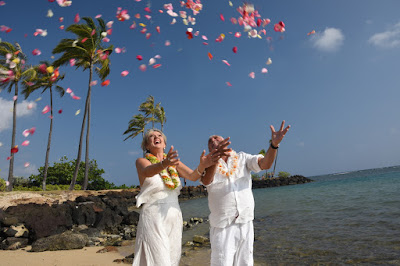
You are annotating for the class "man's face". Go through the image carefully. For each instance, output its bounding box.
[208,135,224,152]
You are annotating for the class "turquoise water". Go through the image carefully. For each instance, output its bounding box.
[180,166,400,265]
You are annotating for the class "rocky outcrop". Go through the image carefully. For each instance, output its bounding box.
[0,190,140,251]
[31,231,89,252]
[252,175,313,189]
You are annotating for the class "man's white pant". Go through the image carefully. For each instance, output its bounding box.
[210,221,254,266]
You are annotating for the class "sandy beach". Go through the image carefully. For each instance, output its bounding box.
[0,245,212,266]
[0,246,125,266]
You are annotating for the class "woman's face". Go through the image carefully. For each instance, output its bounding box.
[146,131,166,152]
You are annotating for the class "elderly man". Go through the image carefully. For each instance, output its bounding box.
[201,121,290,266]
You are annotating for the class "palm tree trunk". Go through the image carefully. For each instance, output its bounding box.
[7,83,18,191]
[42,87,53,191]
[69,68,91,190]
[82,64,93,190]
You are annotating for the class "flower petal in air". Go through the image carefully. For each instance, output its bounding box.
[261,68,268,73]
[101,80,110,86]
[24,162,30,168]
[42,105,50,114]
[232,46,237,53]
[220,14,225,21]
[136,55,143,61]
[149,58,155,65]
[139,64,147,71]
[32,49,41,56]
[249,72,255,79]
[165,40,171,46]
[121,70,129,77]
[72,95,80,100]
[226,82,232,87]
[266,58,272,65]
[69,59,76,66]
[208,52,213,60]
[234,32,241,38]
[58,109,62,114]
[75,109,80,116]
[74,13,80,23]
[66,88,72,93]
[153,64,161,69]
[21,140,30,146]
[11,145,19,154]
[222,60,230,66]
[90,80,98,86]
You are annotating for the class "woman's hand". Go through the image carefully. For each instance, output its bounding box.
[163,146,180,167]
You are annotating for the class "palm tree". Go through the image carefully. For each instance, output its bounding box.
[0,42,35,191]
[52,17,113,190]
[22,61,65,191]
[139,95,157,128]
[155,105,166,131]
[123,114,147,141]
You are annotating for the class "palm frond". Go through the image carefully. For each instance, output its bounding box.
[55,85,66,97]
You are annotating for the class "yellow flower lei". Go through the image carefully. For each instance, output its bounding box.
[145,153,180,190]
[217,151,239,177]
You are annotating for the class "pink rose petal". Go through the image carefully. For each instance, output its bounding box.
[24,162,30,168]
[249,72,255,79]
[90,80,98,86]
[66,88,72,93]
[42,105,50,114]
[261,68,268,73]
[222,60,231,66]
[32,49,41,56]
[165,40,171,46]
[226,82,232,87]
[74,13,80,23]
[139,64,147,71]
[121,71,129,77]
[21,140,30,146]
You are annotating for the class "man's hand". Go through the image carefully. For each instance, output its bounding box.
[270,120,290,147]
[216,137,232,157]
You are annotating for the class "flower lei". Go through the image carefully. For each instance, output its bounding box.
[145,153,180,190]
[217,151,239,177]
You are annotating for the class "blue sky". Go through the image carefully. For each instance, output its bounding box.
[1,0,399,186]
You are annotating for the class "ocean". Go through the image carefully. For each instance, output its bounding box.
[179,166,400,265]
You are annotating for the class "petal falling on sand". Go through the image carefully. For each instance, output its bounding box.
[249,72,255,79]
[42,105,50,114]
[101,80,110,86]
[121,71,129,77]
[75,109,81,116]
[21,140,30,146]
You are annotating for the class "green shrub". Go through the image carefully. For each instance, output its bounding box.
[278,171,291,178]
[0,178,6,192]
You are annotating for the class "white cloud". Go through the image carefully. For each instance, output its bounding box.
[311,27,345,52]
[0,97,37,132]
[368,22,400,48]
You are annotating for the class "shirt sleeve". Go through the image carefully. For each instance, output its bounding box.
[244,153,264,173]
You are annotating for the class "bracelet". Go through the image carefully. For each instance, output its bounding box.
[196,167,206,176]
[270,142,279,149]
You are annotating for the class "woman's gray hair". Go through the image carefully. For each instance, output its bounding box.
[141,129,167,152]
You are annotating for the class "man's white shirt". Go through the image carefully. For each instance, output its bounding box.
[202,151,263,228]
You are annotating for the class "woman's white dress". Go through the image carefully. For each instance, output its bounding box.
[132,174,183,266]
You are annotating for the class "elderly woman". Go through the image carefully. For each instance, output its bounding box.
[132,129,229,266]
